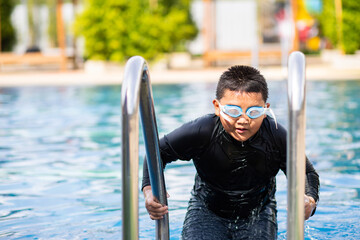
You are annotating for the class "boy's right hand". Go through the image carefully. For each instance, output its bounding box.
[143,186,169,220]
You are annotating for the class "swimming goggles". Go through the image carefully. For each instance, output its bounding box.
[218,102,278,128]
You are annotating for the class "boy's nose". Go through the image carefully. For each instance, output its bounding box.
[237,115,250,124]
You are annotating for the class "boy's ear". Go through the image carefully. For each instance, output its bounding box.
[213,99,221,116]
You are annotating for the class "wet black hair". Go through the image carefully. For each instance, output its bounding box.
[215,65,268,102]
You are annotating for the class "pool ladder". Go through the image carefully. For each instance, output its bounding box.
[287,51,307,240]
[121,52,307,239]
[121,56,169,240]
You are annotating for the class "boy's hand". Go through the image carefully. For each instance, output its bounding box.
[304,194,316,220]
[143,186,169,220]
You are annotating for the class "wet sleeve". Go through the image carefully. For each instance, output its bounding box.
[274,121,320,204]
[305,158,320,203]
[305,158,320,216]
[141,115,214,190]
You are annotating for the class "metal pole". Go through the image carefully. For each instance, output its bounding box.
[121,58,141,240]
[287,51,306,240]
[138,67,169,240]
[121,56,169,240]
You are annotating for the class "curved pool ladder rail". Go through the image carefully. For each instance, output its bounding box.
[287,51,306,239]
[121,56,169,240]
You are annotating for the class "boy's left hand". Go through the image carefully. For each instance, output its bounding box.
[304,194,316,220]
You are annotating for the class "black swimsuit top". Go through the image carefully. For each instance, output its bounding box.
[142,114,319,218]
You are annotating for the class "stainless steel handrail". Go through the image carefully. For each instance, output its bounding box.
[287,51,306,239]
[121,56,170,240]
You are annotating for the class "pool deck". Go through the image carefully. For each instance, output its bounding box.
[0,56,359,87]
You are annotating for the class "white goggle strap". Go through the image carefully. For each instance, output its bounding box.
[265,108,278,129]
[220,109,234,122]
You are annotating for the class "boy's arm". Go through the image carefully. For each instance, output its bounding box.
[304,157,320,218]
[142,115,215,190]
[305,157,320,203]
[275,122,320,219]
[141,158,151,190]
[141,115,215,219]
[142,161,168,220]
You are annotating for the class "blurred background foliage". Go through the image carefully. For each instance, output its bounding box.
[0,0,16,52]
[319,0,360,54]
[1,0,359,57]
[74,0,198,62]
[341,0,360,54]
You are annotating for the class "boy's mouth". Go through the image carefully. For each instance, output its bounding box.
[236,127,248,133]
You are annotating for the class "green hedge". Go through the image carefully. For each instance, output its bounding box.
[74,0,198,62]
[0,0,16,52]
[319,0,360,54]
[342,1,360,54]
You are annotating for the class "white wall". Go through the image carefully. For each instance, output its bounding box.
[188,0,257,54]
[10,3,76,55]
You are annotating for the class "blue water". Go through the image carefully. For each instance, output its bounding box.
[0,80,360,239]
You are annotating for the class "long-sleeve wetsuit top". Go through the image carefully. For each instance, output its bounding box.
[142,114,320,219]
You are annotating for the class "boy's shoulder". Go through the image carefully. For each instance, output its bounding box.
[163,114,217,149]
[169,114,217,137]
[185,113,219,135]
[188,113,218,133]
[193,113,218,124]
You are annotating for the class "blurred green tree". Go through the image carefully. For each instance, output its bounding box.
[319,0,360,54]
[341,1,360,54]
[74,0,198,62]
[0,0,16,52]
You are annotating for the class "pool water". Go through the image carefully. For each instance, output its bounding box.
[0,80,360,239]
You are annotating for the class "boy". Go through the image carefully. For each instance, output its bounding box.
[142,65,319,239]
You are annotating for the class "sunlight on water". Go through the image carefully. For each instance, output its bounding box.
[0,81,360,239]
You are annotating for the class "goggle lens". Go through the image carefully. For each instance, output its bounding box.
[246,107,265,119]
[223,105,242,117]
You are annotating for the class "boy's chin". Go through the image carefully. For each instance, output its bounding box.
[231,132,251,142]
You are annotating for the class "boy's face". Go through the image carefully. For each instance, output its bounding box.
[213,89,268,142]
